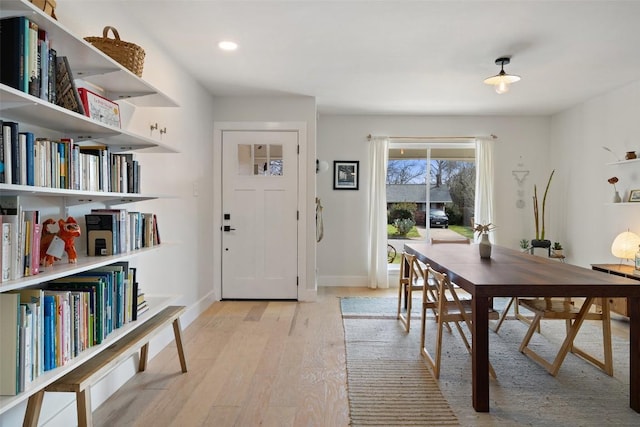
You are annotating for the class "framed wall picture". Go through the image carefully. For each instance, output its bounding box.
[333,160,359,190]
[628,189,640,202]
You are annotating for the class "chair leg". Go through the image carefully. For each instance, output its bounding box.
[433,316,444,379]
[519,312,543,353]
[397,282,403,319]
[571,299,614,376]
[548,297,595,376]
[405,288,412,331]
[493,297,515,332]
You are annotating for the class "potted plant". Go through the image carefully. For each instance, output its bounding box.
[532,170,555,249]
[519,239,530,252]
[552,241,564,257]
[474,223,495,259]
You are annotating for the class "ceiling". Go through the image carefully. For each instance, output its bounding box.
[67,1,640,116]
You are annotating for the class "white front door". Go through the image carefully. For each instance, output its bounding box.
[221,130,299,299]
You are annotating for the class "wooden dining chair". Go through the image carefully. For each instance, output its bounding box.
[419,264,498,379]
[397,252,423,332]
[517,297,613,376]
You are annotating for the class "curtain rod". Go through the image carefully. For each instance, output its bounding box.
[366,134,497,141]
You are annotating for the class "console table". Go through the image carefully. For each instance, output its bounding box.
[591,264,640,317]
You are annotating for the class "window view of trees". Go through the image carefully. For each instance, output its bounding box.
[386,158,475,227]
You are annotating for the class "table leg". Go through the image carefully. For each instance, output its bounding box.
[472,295,490,412]
[630,296,640,412]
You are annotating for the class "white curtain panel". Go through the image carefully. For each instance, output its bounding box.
[368,136,389,288]
[474,138,495,242]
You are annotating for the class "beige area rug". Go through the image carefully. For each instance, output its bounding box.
[342,297,640,427]
[343,312,460,426]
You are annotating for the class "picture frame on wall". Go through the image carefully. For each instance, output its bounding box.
[333,160,359,190]
[628,189,640,202]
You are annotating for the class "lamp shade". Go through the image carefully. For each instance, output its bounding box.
[483,57,521,94]
[611,231,640,260]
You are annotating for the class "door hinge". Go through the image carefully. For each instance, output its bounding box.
[297,145,300,154]
[297,210,299,220]
[297,276,299,287]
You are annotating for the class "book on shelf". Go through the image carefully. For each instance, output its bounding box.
[92,262,132,328]
[48,276,103,346]
[2,121,12,184]
[48,47,57,104]
[42,294,55,371]
[141,213,161,247]
[0,293,20,395]
[43,290,71,367]
[77,87,121,128]
[1,221,11,282]
[0,197,41,280]
[91,208,129,254]
[19,131,35,186]
[85,212,117,256]
[55,56,84,115]
[27,19,40,98]
[12,289,45,378]
[0,196,25,281]
[0,119,5,183]
[79,144,111,192]
[38,28,49,102]
[19,302,34,391]
[3,121,20,185]
[0,17,27,93]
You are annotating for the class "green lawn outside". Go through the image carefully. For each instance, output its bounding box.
[450,225,474,239]
[386,225,474,264]
[387,224,420,239]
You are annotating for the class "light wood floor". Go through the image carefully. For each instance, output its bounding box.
[94,287,392,427]
[94,287,631,427]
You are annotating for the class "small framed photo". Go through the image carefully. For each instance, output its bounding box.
[629,189,640,202]
[333,160,359,190]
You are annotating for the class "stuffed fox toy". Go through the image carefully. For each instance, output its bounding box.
[40,217,81,267]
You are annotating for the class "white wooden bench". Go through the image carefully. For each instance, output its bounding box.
[23,305,188,427]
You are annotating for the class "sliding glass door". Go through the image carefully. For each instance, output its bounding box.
[386,142,475,263]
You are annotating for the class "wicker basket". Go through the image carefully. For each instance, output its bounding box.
[84,26,145,77]
[31,0,57,20]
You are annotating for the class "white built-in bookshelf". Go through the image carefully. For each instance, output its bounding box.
[0,0,179,417]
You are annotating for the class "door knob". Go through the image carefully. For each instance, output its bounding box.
[223,225,236,232]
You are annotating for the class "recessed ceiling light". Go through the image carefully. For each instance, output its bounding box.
[218,41,238,51]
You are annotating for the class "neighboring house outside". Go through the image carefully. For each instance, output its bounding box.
[386,184,453,225]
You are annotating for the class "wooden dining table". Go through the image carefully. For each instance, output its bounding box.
[404,242,640,413]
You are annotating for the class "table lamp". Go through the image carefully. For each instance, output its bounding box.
[611,231,640,264]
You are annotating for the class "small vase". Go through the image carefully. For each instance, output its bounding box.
[479,233,492,259]
[613,191,622,203]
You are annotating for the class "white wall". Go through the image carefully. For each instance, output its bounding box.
[0,3,217,426]
[316,115,551,286]
[210,96,318,300]
[549,80,640,267]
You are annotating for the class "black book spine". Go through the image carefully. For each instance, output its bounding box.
[4,121,20,184]
[0,119,4,183]
[0,17,26,91]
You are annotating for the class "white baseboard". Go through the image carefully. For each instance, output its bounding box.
[318,275,369,287]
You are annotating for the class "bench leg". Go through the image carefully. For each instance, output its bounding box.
[139,343,149,372]
[77,388,92,427]
[173,318,188,373]
[23,390,45,427]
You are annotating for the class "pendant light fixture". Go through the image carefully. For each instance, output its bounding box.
[484,57,520,94]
